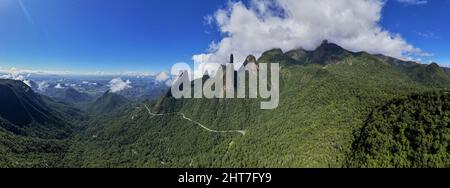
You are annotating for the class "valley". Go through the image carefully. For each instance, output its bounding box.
[1,42,449,168]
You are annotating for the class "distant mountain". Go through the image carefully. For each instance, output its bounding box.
[3,42,450,168]
[375,55,450,87]
[65,42,450,168]
[59,87,93,104]
[88,91,131,115]
[42,87,94,106]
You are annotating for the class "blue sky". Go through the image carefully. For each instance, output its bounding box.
[381,0,450,65]
[0,0,449,75]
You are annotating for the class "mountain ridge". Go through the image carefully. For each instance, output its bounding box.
[62,42,450,167]
[0,79,81,139]
[87,90,131,115]
[2,42,450,168]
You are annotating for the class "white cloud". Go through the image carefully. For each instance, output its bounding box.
[164,79,173,87]
[417,31,438,39]
[0,66,153,77]
[204,15,214,25]
[0,68,32,87]
[396,0,428,5]
[109,78,132,93]
[22,80,32,87]
[38,81,49,91]
[81,81,97,86]
[155,72,176,86]
[0,66,72,75]
[54,83,65,89]
[155,72,171,82]
[193,0,427,69]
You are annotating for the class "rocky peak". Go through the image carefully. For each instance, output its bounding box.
[243,55,259,68]
[426,62,441,73]
[310,40,350,65]
[316,40,345,52]
[285,48,308,61]
[261,48,284,57]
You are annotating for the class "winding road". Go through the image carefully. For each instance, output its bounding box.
[143,104,246,136]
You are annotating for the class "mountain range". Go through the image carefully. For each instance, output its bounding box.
[1,42,449,168]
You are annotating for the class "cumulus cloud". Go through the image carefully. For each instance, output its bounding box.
[22,79,32,87]
[193,0,426,69]
[38,81,49,91]
[155,72,171,82]
[109,78,132,93]
[164,79,173,87]
[155,72,174,86]
[396,0,428,5]
[54,83,65,89]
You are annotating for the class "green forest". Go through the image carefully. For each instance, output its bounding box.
[348,91,449,168]
[1,42,450,168]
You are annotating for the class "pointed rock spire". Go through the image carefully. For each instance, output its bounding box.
[243,55,257,66]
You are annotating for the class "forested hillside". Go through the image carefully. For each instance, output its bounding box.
[348,91,450,168]
[0,79,86,167]
[60,42,450,168]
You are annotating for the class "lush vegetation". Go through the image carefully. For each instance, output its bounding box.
[347,91,450,168]
[0,126,68,168]
[1,42,450,168]
[60,43,450,168]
